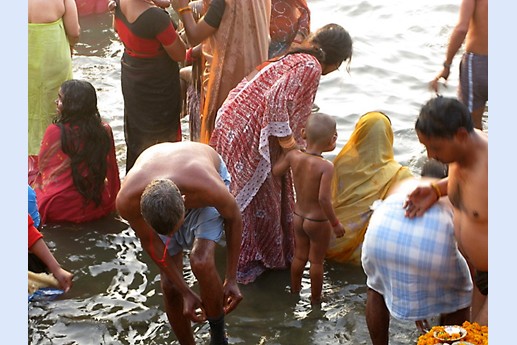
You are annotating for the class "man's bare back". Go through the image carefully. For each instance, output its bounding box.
[465,0,488,55]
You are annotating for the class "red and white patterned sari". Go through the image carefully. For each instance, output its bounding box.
[210,53,321,283]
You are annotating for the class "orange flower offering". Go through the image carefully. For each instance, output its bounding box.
[417,321,488,345]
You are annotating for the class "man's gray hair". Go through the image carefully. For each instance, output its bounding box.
[140,179,185,235]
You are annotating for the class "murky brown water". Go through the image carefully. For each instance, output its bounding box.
[28,1,488,344]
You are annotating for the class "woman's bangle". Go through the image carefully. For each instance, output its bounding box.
[278,135,297,150]
[431,182,442,200]
[331,219,340,227]
[178,6,192,15]
[443,61,452,69]
[185,47,194,64]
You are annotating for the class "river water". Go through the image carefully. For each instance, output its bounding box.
[28,1,489,344]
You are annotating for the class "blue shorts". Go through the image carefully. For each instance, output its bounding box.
[459,52,488,112]
[159,157,231,256]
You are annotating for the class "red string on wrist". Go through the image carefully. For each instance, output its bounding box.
[331,219,340,227]
[150,235,171,268]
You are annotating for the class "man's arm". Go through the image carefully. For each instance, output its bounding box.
[213,191,243,314]
[430,0,474,92]
[444,0,475,66]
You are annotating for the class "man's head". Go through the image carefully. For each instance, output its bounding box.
[303,113,338,151]
[415,97,474,164]
[140,179,185,236]
[416,96,474,138]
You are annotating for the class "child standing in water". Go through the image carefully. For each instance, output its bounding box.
[273,113,345,303]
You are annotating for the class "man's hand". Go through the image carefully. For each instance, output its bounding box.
[403,185,437,218]
[182,289,207,322]
[222,279,243,315]
[429,67,451,95]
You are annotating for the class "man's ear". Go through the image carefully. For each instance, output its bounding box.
[455,127,469,143]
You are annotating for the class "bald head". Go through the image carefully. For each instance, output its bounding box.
[305,113,337,146]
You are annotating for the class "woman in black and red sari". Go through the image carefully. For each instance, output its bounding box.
[114,0,186,173]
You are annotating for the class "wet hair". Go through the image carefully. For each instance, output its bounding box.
[286,23,353,72]
[305,113,336,146]
[54,79,111,206]
[415,96,474,139]
[420,159,448,179]
[140,179,185,236]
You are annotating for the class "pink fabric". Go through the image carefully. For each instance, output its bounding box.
[31,123,120,225]
[210,53,321,283]
[75,0,109,16]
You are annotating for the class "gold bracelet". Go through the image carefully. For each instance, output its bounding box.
[178,6,192,15]
[431,182,441,199]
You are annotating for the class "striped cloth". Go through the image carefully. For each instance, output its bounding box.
[361,193,472,321]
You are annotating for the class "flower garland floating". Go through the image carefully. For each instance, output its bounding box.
[417,321,488,345]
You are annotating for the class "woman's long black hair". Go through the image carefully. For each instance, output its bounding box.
[54,79,111,206]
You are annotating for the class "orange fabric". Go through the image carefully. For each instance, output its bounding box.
[199,0,270,143]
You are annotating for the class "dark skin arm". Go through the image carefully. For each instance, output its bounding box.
[171,0,218,46]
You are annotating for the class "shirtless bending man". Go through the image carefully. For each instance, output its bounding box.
[404,97,488,325]
[116,141,243,345]
[430,0,488,130]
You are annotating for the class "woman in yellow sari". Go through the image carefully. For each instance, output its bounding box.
[327,112,413,263]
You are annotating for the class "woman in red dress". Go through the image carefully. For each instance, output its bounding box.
[210,24,353,284]
[31,80,120,225]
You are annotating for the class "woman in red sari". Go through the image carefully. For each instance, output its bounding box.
[210,24,353,284]
[31,80,120,225]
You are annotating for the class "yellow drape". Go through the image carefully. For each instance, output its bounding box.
[326,112,414,263]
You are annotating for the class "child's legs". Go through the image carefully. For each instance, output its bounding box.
[306,222,332,303]
[291,215,309,294]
